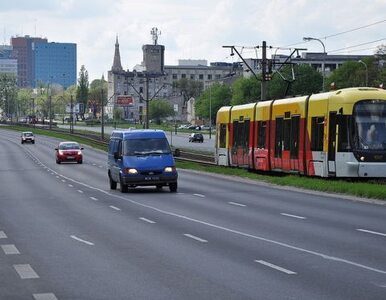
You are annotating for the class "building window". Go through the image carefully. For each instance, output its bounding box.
[208,74,212,80]
[172,74,177,80]
[190,74,195,80]
[215,74,221,79]
[181,74,186,78]
[199,74,204,80]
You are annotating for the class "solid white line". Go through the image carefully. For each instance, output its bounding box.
[0,231,7,239]
[280,213,306,220]
[139,217,156,224]
[255,260,297,275]
[193,193,205,198]
[357,228,386,237]
[229,201,246,207]
[90,197,98,201]
[1,244,20,255]
[184,234,208,243]
[77,190,83,194]
[23,150,386,275]
[33,293,58,300]
[14,264,39,279]
[110,205,121,211]
[70,235,94,246]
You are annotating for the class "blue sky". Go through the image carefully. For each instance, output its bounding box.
[2,0,386,81]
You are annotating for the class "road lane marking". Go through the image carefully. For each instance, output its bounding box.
[61,179,66,183]
[184,234,208,243]
[14,264,39,279]
[27,154,386,275]
[77,190,83,194]
[90,197,98,201]
[280,213,306,220]
[255,260,297,275]
[139,217,156,224]
[229,201,246,207]
[357,228,386,237]
[68,184,73,187]
[0,231,7,239]
[193,193,205,198]
[70,235,94,246]
[33,293,58,300]
[110,205,121,211]
[1,244,20,255]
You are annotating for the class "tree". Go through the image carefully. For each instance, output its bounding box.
[16,88,33,118]
[0,74,17,119]
[88,78,107,118]
[149,99,174,124]
[326,61,367,89]
[195,83,232,123]
[231,76,261,105]
[173,78,203,104]
[76,65,89,119]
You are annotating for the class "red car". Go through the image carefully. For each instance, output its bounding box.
[55,142,83,164]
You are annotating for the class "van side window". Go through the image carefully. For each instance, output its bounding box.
[117,140,122,156]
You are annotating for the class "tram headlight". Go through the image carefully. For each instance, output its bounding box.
[360,156,365,161]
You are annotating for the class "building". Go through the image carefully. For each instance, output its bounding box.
[34,42,77,88]
[107,30,242,123]
[11,36,47,87]
[0,45,17,76]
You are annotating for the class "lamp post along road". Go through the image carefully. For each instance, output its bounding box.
[358,60,368,86]
[303,37,326,92]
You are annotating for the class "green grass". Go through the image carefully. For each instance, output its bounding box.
[2,124,386,201]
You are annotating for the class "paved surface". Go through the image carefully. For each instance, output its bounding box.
[1,128,386,299]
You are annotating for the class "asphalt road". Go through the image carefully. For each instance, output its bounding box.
[1,128,386,299]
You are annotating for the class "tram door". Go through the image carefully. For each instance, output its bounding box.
[328,112,337,174]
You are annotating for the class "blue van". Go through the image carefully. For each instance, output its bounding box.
[108,129,178,193]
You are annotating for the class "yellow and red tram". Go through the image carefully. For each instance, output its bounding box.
[215,87,386,177]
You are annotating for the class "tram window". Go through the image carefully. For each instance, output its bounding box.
[219,124,227,148]
[275,117,283,158]
[244,120,250,148]
[291,116,300,158]
[283,119,291,150]
[338,115,352,152]
[257,121,266,148]
[233,121,239,147]
[311,116,324,151]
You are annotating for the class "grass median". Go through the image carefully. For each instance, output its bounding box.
[2,124,386,201]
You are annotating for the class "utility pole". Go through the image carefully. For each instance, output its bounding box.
[145,76,150,129]
[70,95,74,134]
[101,88,105,140]
[261,41,267,101]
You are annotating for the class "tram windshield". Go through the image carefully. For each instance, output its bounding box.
[354,101,386,150]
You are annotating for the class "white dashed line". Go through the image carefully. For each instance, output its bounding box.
[184,234,208,243]
[139,217,156,224]
[33,293,58,300]
[110,205,121,211]
[92,163,96,166]
[229,201,246,207]
[77,190,83,194]
[70,235,94,246]
[255,260,297,275]
[280,213,306,220]
[68,184,73,187]
[1,244,20,255]
[193,193,205,198]
[55,176,60,179]
[90,197,98,201]
[0,231,7,239]
[14,264,39,279]
[61,179,66,183]
[357,228,386,237]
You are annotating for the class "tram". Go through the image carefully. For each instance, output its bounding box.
[215,87,386,177]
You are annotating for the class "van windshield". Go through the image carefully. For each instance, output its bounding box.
[123,138,171,156]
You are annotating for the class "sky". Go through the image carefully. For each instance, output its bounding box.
[2,0,386,81]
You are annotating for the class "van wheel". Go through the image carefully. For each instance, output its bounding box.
[109,174,117,190]
[120,176,128,193]
[169,182,177,193]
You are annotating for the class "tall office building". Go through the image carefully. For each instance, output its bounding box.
[0,45,17,76]
[11,36,47,87]
[34,42,77,88]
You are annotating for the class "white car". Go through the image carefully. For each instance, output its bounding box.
[21,131,35,144]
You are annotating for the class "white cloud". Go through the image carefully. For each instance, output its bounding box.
[1,0,386,81]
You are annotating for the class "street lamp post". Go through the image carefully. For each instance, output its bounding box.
[303,37,326,92]
[209,84,212,140]
[358,60,368,86]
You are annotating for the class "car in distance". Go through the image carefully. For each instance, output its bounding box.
[21,131,35,144]
[55,141,83,164]
[189,133,204,143]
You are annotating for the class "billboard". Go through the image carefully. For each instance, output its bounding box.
[65,103,84,113]
[116,96,134,106]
